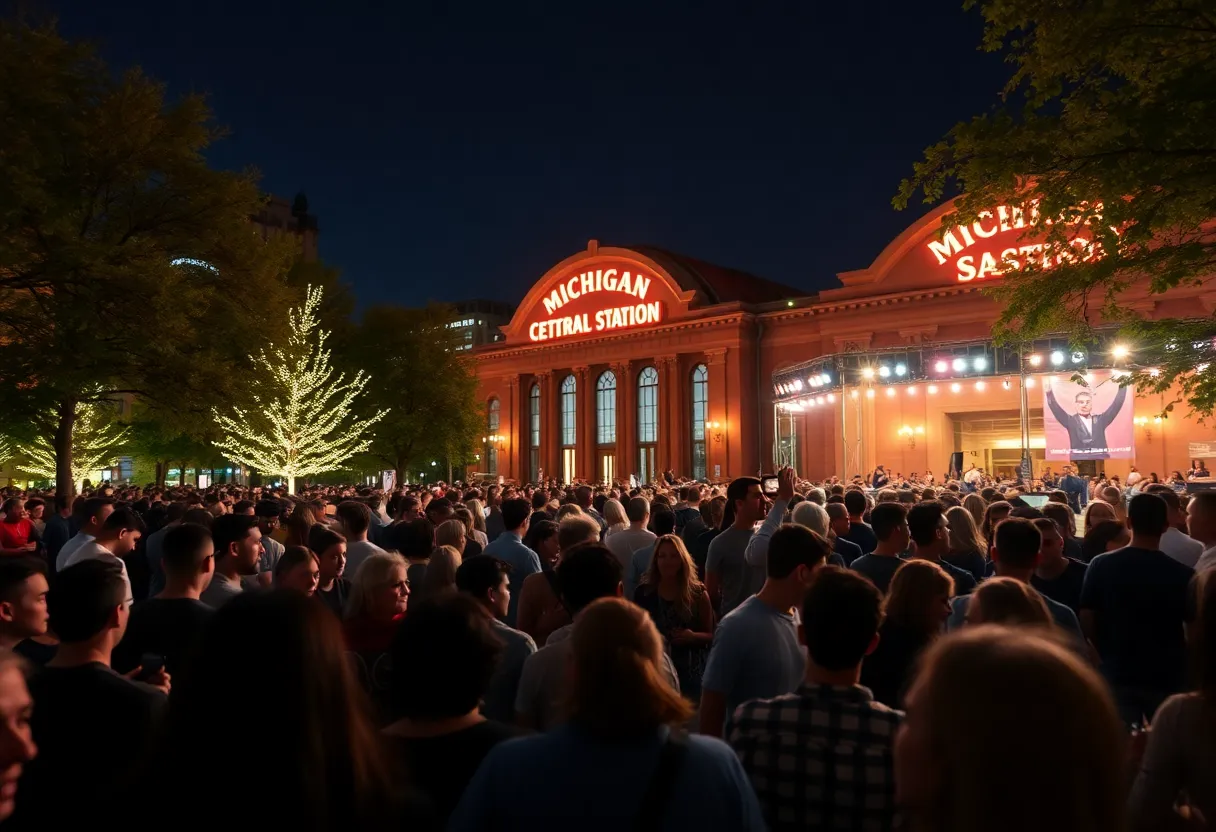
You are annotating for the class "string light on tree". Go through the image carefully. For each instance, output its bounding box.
[16,391,130,490]
[212,286,388,493]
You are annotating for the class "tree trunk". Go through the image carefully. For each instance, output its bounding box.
[180,460,188,487]
[393,466,404,489]
[54,398,76,499]
[155,460,165,488]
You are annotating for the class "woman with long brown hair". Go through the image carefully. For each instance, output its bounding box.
[860,560,954,708]
[143,590,430,830]
[450,598,765,830]
[1128,573,1216,826]
[962,492,986,532]
[634,534,715,698]
[284,502,318,548]
[895,625,1125,832]
[963,577,1052,628]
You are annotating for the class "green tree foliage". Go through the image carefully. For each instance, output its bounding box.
[212,286,386,494]
[352,304,482,484]
[14,391,130,489]
[0,20,295,496]
[896,0,1216,413]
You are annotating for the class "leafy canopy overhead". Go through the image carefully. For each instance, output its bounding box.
[896,0,1216,414]
[15,391,131,486]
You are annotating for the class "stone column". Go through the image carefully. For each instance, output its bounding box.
[536,371,553,482]
[612,361,631,486]
[505,375,521,481]
[574,366,593,482]
[656,355,678,476]
[705,349,729,481]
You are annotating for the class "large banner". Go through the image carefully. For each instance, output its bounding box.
[1043,373,1133,460]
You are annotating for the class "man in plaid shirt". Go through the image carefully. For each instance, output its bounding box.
[728,567,902,831]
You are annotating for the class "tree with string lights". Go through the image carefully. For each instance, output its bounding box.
[15,394,131,489]
[212,286,387,493]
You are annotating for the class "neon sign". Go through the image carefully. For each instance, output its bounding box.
[926,204,1102,282]
[525,265,668,343]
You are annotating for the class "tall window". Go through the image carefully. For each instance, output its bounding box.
[596,371,617,445]
[637,366,659,486]
[486,398,501,476]
[691,364,708,480]
[637,367,658,443]
[560,375,577,483]
[529,384,540,483]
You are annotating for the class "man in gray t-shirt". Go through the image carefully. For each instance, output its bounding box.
[706,477,769,618]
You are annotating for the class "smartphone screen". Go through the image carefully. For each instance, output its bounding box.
[762,477,779,495]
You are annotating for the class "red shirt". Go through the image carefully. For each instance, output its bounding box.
[0,519,34,551]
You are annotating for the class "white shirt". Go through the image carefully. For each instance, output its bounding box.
[1159,527,1203,569]
[1126,471,1143,486]
[1196,545,1216,575]
[1077,414,1094,437]
[61,541,133,599]
[55,532,95,572]
[964,468,982,485]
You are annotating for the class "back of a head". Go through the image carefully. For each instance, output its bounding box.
[1082,520,1129,559]
[422,545,462,595]
[806,487,826,505]
[455,555,510,598]
[650,507,675,536]
[557,515,601,551]
[567,597,691,738]
[1143,483,1181,513]
[81,497,114,523]
[801,567,881,671]
[183,507,214,529]
[103,507,146,535]
[434,519,466,550]
[825,502,848,523]
[501,498,531,531]
[767,524,831,579]
[50,560,128,643]
[391,593,502,720]
[1041,502,1073,535]
[336,501,371,536]
[555,544,622,614]
[165,502,188,523]
[158,589,392,823]
[1127,492,1169,537]
[843,490,867,516]
[885,560,953,633]
[791,501,829,537]
[625,496,650,524]
[993,517,1042,570]
[391,518,435,558]
[905,501,945,547]
[869,502,908,543]
[969,577,1052,627]
[908,626,1124,832]
[162,523,215,579]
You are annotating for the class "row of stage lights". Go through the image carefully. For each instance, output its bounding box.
[777,345,1143,400]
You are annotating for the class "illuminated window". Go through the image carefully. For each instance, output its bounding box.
[529,384,540,482]
[560,375,576,447]
[596,371,617,445]
[637,367,658,443]
[486,398,501,475]
[691,364,708,480]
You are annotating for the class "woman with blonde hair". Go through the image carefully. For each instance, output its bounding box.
[343,551,411,719]
[895,625,1125,832]
[463,498,489,546]
[861,560,954,708]
[418,544,461,599]
[962,492,987,533]
[435,518,473,558]
[944,505,988,584]
[634,534,715,698]
[601,498,628,536]
[554,503,584,523]
[451,507,483,556]
[450,597,765,830]
[1099,486,1126,521]
[964,577,1052,628]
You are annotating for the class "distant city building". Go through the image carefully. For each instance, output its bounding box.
[252,192,319,262]
[447,299,512,352]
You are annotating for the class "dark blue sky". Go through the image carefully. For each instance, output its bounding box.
[52,0,1007,307]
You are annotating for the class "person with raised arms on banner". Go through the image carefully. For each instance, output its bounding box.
[1046,382,1128,460]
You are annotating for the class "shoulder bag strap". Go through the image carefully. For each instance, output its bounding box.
[635,731,689,832]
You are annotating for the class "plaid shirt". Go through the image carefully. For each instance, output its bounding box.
[728,683,902,832]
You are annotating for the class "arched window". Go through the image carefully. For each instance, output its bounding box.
[691,365,708,480]
[486,398,501,476]
[528,384,541,483]
[560,375,577,483]
[596,371,617,445]
[637,367,659,484]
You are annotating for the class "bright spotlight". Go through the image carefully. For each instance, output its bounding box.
[1050,351,1065,366]
[895,363,907,376]
[878,365,891,378]
[861,367,875,380]
[821,372,831,384]
[952,358,966,372]
[975,381,986,391]
[1028,354,1042,367]
[927,385,938,394]
[950,383,961,393]
[1112,344,1130,360]
[934,360,948,373]
[1071,351,1085,364]
[973,356,987,371]
[886,388,895,398]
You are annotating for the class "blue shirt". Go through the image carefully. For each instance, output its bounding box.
[701,596,805,725]
[481,531,542,627]
[449,724,766,832]
[627,543,656,601]
[850,554,906,595]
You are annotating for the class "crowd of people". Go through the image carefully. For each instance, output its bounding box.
[0,464,1210,830]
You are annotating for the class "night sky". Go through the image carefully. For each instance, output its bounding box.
[51,0,1008,309]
